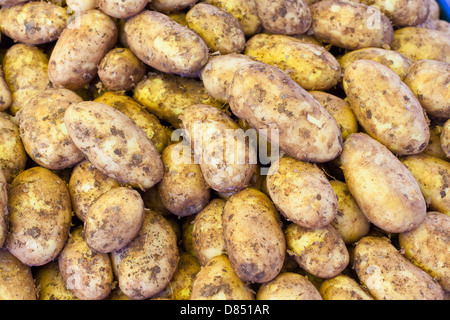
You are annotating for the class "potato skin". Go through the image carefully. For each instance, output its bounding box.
[340,133,426,233]
[343,60,429,156]
[399,211,450,291]
[353,236,444,300]
[424,124,447,160]
[310,1,393,50]
[257,272,323,300]
[64,101,164,191]
[35,261,79,300]
[6,167,72,267]
[0,171,6,248]
[150,0,198,13]
[228,62,343,163]
[360,0,429,27]
[0,71,12,112]
[97,0,149,19]
[222,188,285,283]
[48,10,118,90]
[319,275,373,300]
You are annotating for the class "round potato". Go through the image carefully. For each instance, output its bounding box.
[35,261,79,300]
[0,171,7,248]
[97,0,149,18]
[360,0,429,27]
[150,0,198,13]
[319,275,373,300]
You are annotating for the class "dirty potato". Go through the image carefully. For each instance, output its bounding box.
[424,124,447,160]
[319,275,373,300]
[97,0,149,19]
[150,0,198,13]
[0,171,6,248]
[0,71,11,112]
[35,261,79,300]
[441,119,450,158]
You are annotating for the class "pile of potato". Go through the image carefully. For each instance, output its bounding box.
[0,0,449,301]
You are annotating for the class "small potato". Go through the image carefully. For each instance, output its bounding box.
[319,275,373,300]
[245,34,341,91]
[266,157,338,229]
[399,212,450,291]
[0,171,7,248]
[6,167,72,267]
[84,187,145,253]
[98,48,146,92]
[343,60,429,156]
[150,0,198,13]
[0,248,36,300]
[340,133,427,233]
[35,261,79,300]
[157,143,210,216]
[360,0,429,27]
[423,124,447,160]
[58,226,114,300]
[190,254,255,300]
[0,71,11,111]
[353,236,444,300]
[255,0,311,35]
[257,272,323,300]
[222,188,285,283]
[285,223,349,279]
[97,0,149,19]
[64,101,164,191]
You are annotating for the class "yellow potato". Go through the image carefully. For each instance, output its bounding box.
[150,0,198,13]
[97,0,149,18]
[35,261,79,300]
[423,124,447,160]
[319,275,373,300]
[257,272,323,300]
[0,70,11,112]
[441,119,450,158]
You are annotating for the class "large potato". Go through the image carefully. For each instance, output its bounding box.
[340,133,426,233]
[97,0,149,18]
[6,167,72,266]
[64,101,164,191]
[353,236,444,300]
[319,275,373,300]
[228,62,343,163]
[343,60,429,156]
[0,171,7,248]
[35,261,79,300]
[360,0,429,27]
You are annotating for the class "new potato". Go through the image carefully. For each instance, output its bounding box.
[319,275,373,300]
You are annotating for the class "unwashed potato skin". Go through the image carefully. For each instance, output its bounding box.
[18,89,85,170]
[403,59,450,121]
[0,2,69,45]
[228,62,343,163]
[111,209,179,300]
[256,272,323,300]
[0,0,28,5]
[64,101,164,191]
[190,254,255,300]
[6,167,72,267]
[222,188,285,283]
[48,10,118,90]
[319,275,373,300]
[399,211,450,291]
[124,10,209,77]
[340,133,427,233]
[67,0,96,13]
[35,261,79,300]
[0,171,6,248]
[360,0,429,27]
[0,71,11,111]
[255,0,311,35]
[310,1,393,50]
[245,34,341,91]
[150,0,198,13]
[58,226,114,300]
[343,60,429,156]
[186,3,246,55]
[434,20,450,36]
[424,124,447,160]
[97,0,149,19]
[158,143,210,216]
[285,223,349,279]
[441,119,450,158]
[0,248,36,300]
[353,236,444,300]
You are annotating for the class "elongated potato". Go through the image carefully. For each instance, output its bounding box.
[353,236,444,300]
[340,133,426,233]
[319,275,373,300]
[360,0,429,27]
[64,101,164,191]
[97,0,149,18]
[343,60,429,156]
[228,62,343,163]
[35,261,79,300]
[48,10,118,90]
[257,272,323,300]
[0,171,7,248]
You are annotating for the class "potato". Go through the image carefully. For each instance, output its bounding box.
[310,1,393,50]
[391,27,450,64]
[343,60,429,156]
[360,0,429,27]
[255,0,311,35]
[58,226,114,300]
[94,92,168,153]
[0,248,36,300]
[98,48,146,92]
[157,143,210,216]
[180,104,256,193]
[181,215,196,257]
[35,261,79,300]
[0,70,11,112]
[285,223,349,279]
[167,12,187,26]
[142,185,171,216]
[111,209,179,300]
[64,101,164,190]
[435,19,450,34]
[150,0,198,13]
[222,188,285,283]
[329,180,371,244]
[403,59,450,121]
[190,254,255,300]
[66,0,96,13]
[108,288,131,300]
[6,167,72,266]
[124,10,209,77]
[256,272,323,300]
[0,113,27,183]
[203,0,261,37]
[133,72,223,128]
[0,0,28,5]
[0,171,7,248]
[192,198,227,265]
[399,211,450,291]
[48,10,118,90]
[228,62,343,163]
[97,0,149,19]
[319,275,373,300]
[424,124,447,160]
[245,34,341,91]
[353,236,444,300]
[341,133,427,233]
[0,2,69,45]
[441,119,450,158]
